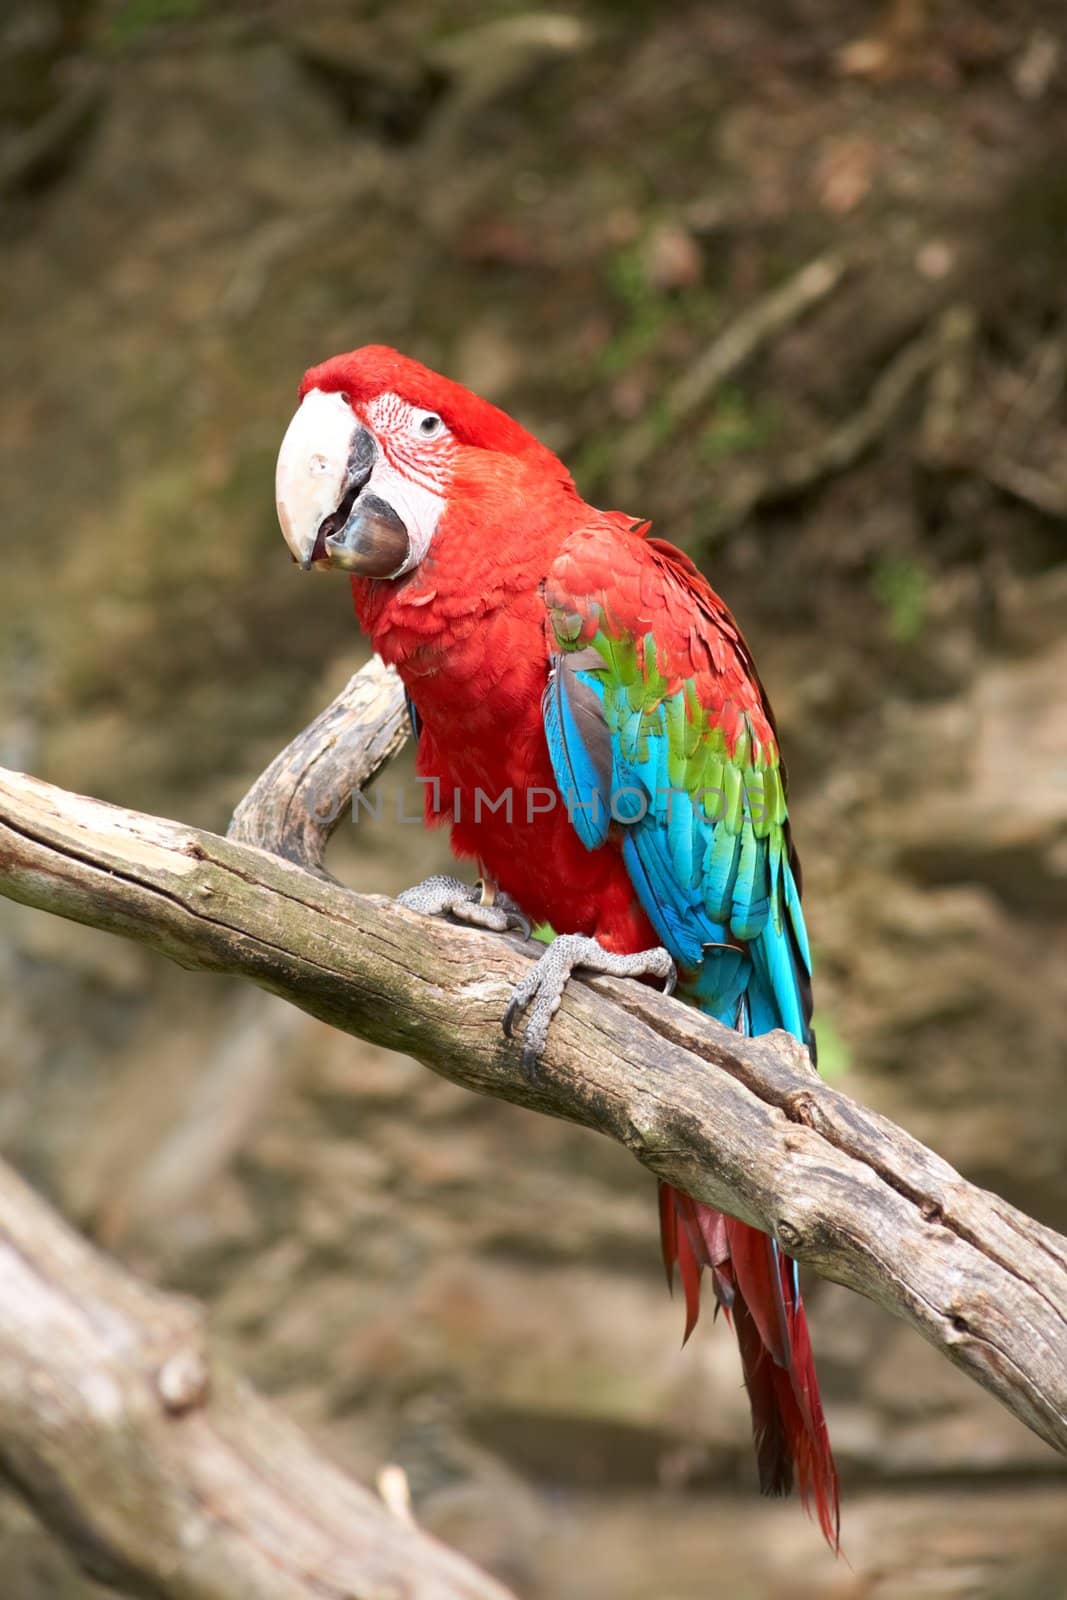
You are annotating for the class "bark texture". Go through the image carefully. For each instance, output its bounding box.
[0,1157,516,1599]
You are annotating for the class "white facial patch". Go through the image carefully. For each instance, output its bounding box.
[364,391,453,572]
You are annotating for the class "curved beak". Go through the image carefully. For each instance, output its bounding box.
[275,388,412,578]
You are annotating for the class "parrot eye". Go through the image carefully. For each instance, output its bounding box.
[415,410,444,439]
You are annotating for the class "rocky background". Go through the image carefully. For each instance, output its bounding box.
[1,2,1066,1595]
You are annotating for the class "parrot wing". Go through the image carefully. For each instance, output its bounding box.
[542,517,812,1045]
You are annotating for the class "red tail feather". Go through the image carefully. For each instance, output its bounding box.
[659,1183,840,1552]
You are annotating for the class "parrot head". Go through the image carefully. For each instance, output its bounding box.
[275,345,569,580]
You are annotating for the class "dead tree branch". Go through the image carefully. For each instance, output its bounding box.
[694,327,940,542]
[0,1156,516,1600]
[1,656,1066,1480]
[228,655,408,871]
[615,251,851,484]
[918,311,1067,519]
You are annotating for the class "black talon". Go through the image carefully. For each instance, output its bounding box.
[502,996,523,1039]
[520,1043,542,1083]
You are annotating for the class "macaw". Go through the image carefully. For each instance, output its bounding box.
[275,346,840,1547]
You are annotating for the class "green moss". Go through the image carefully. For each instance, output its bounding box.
[594,243,670,378]
[103,0,208,49]
[699,385,780,461]
[812,1011,851,1081]
[872,555,928,644]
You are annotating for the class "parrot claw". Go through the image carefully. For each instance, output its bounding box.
[503,934,677,1081]
[396,875,531,939]
[453,895,531,941]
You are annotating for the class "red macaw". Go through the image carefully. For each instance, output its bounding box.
[275,346,840,1547]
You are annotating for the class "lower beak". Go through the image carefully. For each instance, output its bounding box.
[275,389,412,579]
[321,493,411,575]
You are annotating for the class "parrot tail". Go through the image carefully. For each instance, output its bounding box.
[659,1182,840,1552]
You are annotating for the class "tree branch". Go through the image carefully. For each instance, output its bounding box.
[228,655,408,871]
[0,1155,516,1599]
[615,250,851,486]
[691,327,939,542]
[1,658,1066,1481]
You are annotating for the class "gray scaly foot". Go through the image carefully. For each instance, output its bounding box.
[396,874,531,938]
[503,933,676,1079]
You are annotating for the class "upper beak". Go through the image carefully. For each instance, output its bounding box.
[275,388,412,578]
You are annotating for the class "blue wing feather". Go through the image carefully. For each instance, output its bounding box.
[543,661,612,851]
[543,647,813,1049]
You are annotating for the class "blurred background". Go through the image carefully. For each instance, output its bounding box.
[1,1,1066,1595]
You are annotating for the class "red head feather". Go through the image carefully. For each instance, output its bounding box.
[300,345,552,463]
